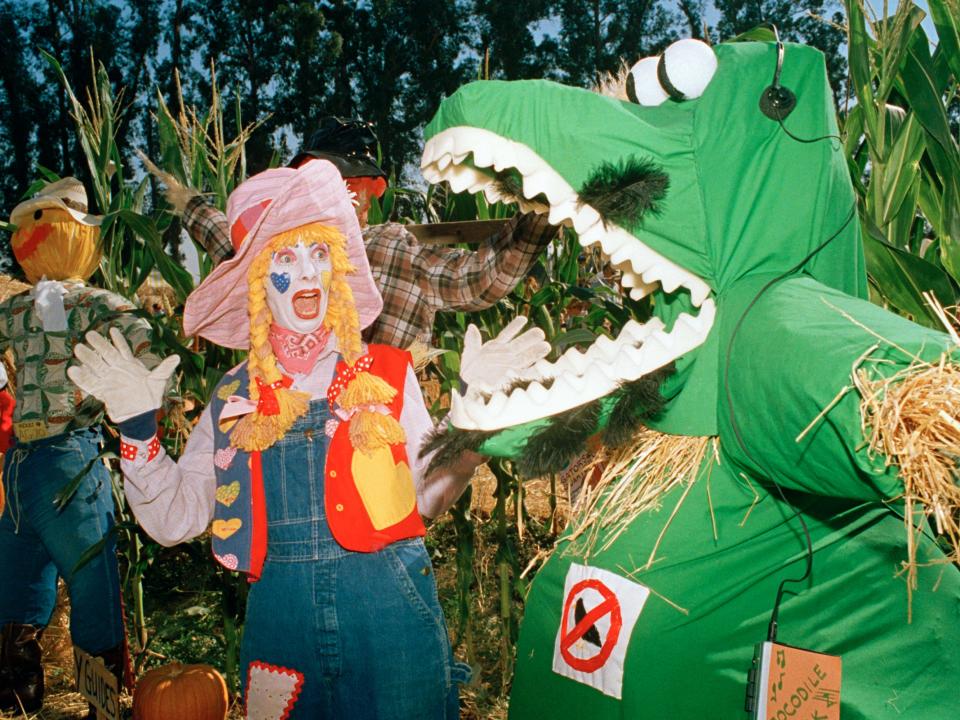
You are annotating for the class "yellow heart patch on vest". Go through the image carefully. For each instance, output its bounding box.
[217,380,241,400]
[212,518,242,539]
[351,447,416,531]
[215,482,240,507]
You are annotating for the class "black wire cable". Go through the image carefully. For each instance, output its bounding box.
[776,116,842,145]
[723,203,856,641]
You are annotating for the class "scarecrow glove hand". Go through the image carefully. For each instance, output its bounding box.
[67,328,180,423]
[459,317,551,394]
[136,150,198,214]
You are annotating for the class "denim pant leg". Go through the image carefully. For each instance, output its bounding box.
[6,431,124,653]
[0,450,58,627]
[335,539,466,720]
[241,561,330,718]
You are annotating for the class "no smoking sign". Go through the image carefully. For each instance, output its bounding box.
[552,564,650,699]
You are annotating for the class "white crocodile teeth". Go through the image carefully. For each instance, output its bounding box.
[420,165,441,184]
[548,200,577,226]
[689,279,711,307]
[485,390,509,417]
[449,390,472,428]
[573,207,601,234]
[471,144,494,168]
[526,381,550,403]
[522,170,550,200]
[421,141,438,168]
[578,223,605,248]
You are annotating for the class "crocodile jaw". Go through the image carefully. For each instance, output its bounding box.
[422,126,715,432]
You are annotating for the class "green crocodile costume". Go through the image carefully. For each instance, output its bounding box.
[419,40,960,718]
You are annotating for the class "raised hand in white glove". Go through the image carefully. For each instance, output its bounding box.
[67,328,180,423]
[459,316,551,394]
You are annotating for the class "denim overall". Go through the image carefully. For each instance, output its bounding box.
[240,400,469,719]
[0,427,124,653]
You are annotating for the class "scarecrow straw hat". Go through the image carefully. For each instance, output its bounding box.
[9,177,102,228]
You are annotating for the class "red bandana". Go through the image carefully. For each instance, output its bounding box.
[268,323,332,375]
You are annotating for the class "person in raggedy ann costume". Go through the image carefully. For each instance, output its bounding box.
[68,160,478,719]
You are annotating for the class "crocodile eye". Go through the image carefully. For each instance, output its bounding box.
[658,39,718,100]
[626,39,717,106]
[626,57,668,106]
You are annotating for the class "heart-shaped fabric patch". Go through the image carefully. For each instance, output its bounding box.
[215,553,239,570]
[217,380,241,401]
[212,518,242,540]
[216,481,241,506]
[270,272,291,294]
[214,446,238,470]
[325,418,340,438]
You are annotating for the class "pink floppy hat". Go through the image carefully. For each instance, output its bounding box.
[183,160,382,349]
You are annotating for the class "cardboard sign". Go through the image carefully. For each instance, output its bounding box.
[73,648,120,720]
[754,642,841,720]
[552,563,650,699]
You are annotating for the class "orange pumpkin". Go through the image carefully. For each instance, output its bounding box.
[133,663,229,720]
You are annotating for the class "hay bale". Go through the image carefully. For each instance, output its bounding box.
[0,274,29,303]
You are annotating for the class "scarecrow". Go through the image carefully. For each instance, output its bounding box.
[69,161,476,719]
[147,115,558,350]
[0,178,158,714]
[420,39,960,717]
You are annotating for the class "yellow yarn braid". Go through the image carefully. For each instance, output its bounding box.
[231,223,350,452]
[338,371,406,455]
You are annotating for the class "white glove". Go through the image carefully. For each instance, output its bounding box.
[459,316,551,394]
[67,328,180,423]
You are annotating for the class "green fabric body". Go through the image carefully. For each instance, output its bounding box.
[510,277,960,718]
[423,39,960,717]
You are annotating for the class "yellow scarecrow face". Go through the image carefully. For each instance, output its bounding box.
[11,207,101,283]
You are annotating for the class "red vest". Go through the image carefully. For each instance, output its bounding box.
[324,344,425,552]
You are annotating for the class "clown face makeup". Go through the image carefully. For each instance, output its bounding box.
[265,241,333,334]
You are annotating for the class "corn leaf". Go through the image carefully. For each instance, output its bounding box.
[880,112,926,224]
[861,218,956,327]
[927,0,960,82]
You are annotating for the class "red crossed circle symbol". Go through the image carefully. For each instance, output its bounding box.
[559,578,623,673]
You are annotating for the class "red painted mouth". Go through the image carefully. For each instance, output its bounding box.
[292,289,322,319]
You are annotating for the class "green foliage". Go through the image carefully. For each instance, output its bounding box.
[842,0,960,327]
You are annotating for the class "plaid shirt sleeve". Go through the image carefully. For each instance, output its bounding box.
[412,211,557,312]
[183,196,234,265]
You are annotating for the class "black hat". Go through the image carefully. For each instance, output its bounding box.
[288,116,387,178]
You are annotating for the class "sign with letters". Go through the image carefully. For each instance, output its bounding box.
[754,641,841,720]
[73,647,120,720]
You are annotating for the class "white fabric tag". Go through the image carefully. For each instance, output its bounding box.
[32,278,68,332]
[245,662,304,720]
[551,563,650,699]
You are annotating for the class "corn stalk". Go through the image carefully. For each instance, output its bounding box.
[843,0,960,325]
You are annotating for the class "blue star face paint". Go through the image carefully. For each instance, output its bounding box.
[270,272,291,294]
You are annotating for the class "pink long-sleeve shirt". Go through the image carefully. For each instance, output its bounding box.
[120,350,473,547]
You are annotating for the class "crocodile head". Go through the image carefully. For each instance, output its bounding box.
[422,41,865,437]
